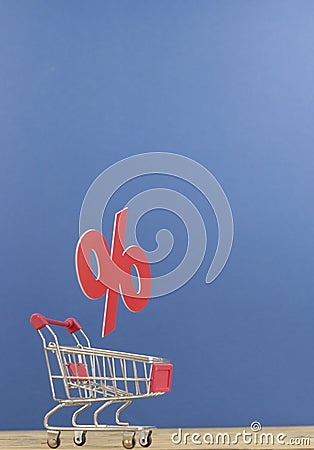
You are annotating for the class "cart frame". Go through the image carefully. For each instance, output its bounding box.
[30,313,173,449]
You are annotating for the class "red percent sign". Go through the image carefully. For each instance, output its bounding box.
[75,208,152,336]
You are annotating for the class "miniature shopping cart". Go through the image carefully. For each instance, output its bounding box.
[30,313,173,449]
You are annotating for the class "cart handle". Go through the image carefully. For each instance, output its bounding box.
[30,313,81,334]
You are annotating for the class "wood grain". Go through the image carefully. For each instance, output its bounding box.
[1,427,314,450]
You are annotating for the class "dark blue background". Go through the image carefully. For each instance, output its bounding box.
[1,0,314,430]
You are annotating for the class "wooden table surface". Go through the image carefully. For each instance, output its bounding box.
[2,427,314,450]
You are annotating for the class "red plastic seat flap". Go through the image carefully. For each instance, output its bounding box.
[150,363,173,393]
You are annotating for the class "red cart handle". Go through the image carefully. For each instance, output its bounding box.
[30,313,81,334]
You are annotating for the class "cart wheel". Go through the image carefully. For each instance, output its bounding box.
[139,430,153,448]
[73,431,87,446]
[122,432,136,449]
[47,435,61,449]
